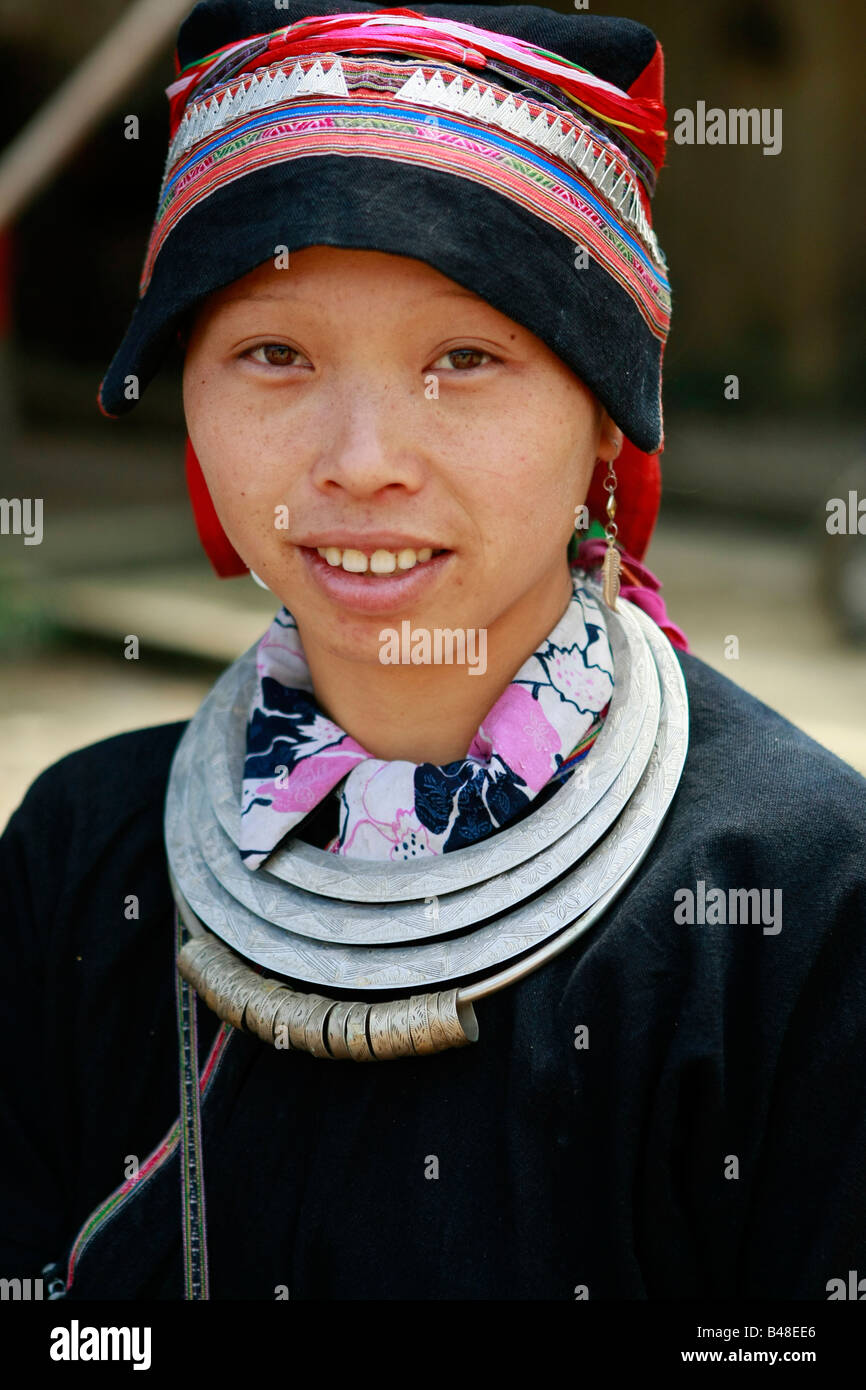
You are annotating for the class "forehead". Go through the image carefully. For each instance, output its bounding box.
[200,247,493,313]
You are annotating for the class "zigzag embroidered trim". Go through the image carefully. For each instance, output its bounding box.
[162,54,665,269]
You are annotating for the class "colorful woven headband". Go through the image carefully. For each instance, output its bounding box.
[98,2,672,564]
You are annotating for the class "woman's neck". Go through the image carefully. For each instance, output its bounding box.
[296,567,575,763]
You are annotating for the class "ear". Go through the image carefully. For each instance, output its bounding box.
[585,436,661,562]
[597,409,624,462]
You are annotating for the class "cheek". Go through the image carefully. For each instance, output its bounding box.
[480,394,595,523]
[185,372,295,520]
[185,415,283,562]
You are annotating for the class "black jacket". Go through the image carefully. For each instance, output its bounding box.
[1,651,865,1300]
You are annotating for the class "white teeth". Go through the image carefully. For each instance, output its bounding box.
[314,545,441,573]
[370,549,397,574]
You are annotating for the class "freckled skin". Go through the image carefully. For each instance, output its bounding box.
[183,246,622,761]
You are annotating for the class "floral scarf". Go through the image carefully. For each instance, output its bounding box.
[240,577,614,865]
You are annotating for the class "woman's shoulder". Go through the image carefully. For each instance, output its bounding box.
[3,721,189,862]
[1,722,188,949]
[676,647,866,814]
[8,720,188,835]
[658,648,866,911]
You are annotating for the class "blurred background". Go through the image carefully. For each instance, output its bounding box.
[1,0,864,827]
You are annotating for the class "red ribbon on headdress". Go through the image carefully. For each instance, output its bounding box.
[168,9,667,172]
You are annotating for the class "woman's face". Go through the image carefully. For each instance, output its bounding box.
[183,246,621,667]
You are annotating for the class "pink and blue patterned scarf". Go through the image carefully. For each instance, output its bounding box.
[240,579,614,865]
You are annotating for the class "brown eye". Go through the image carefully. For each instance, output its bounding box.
[430,347,495,371]
[446,348,490,370]
[247,344,306,367]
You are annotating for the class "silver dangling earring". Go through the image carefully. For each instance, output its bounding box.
[250,569,270,591]
[601,456,621,610]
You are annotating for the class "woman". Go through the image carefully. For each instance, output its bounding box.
[2,0,864,1302]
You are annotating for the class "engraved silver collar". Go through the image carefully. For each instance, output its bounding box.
[166,589,688,1055]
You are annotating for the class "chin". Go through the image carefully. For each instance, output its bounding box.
[321,626,394,665]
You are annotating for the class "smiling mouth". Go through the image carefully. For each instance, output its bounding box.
[310,545,449,575]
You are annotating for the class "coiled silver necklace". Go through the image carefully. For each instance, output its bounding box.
[166,587,688,1060]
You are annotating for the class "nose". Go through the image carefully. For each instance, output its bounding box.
[310,373,426,499]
